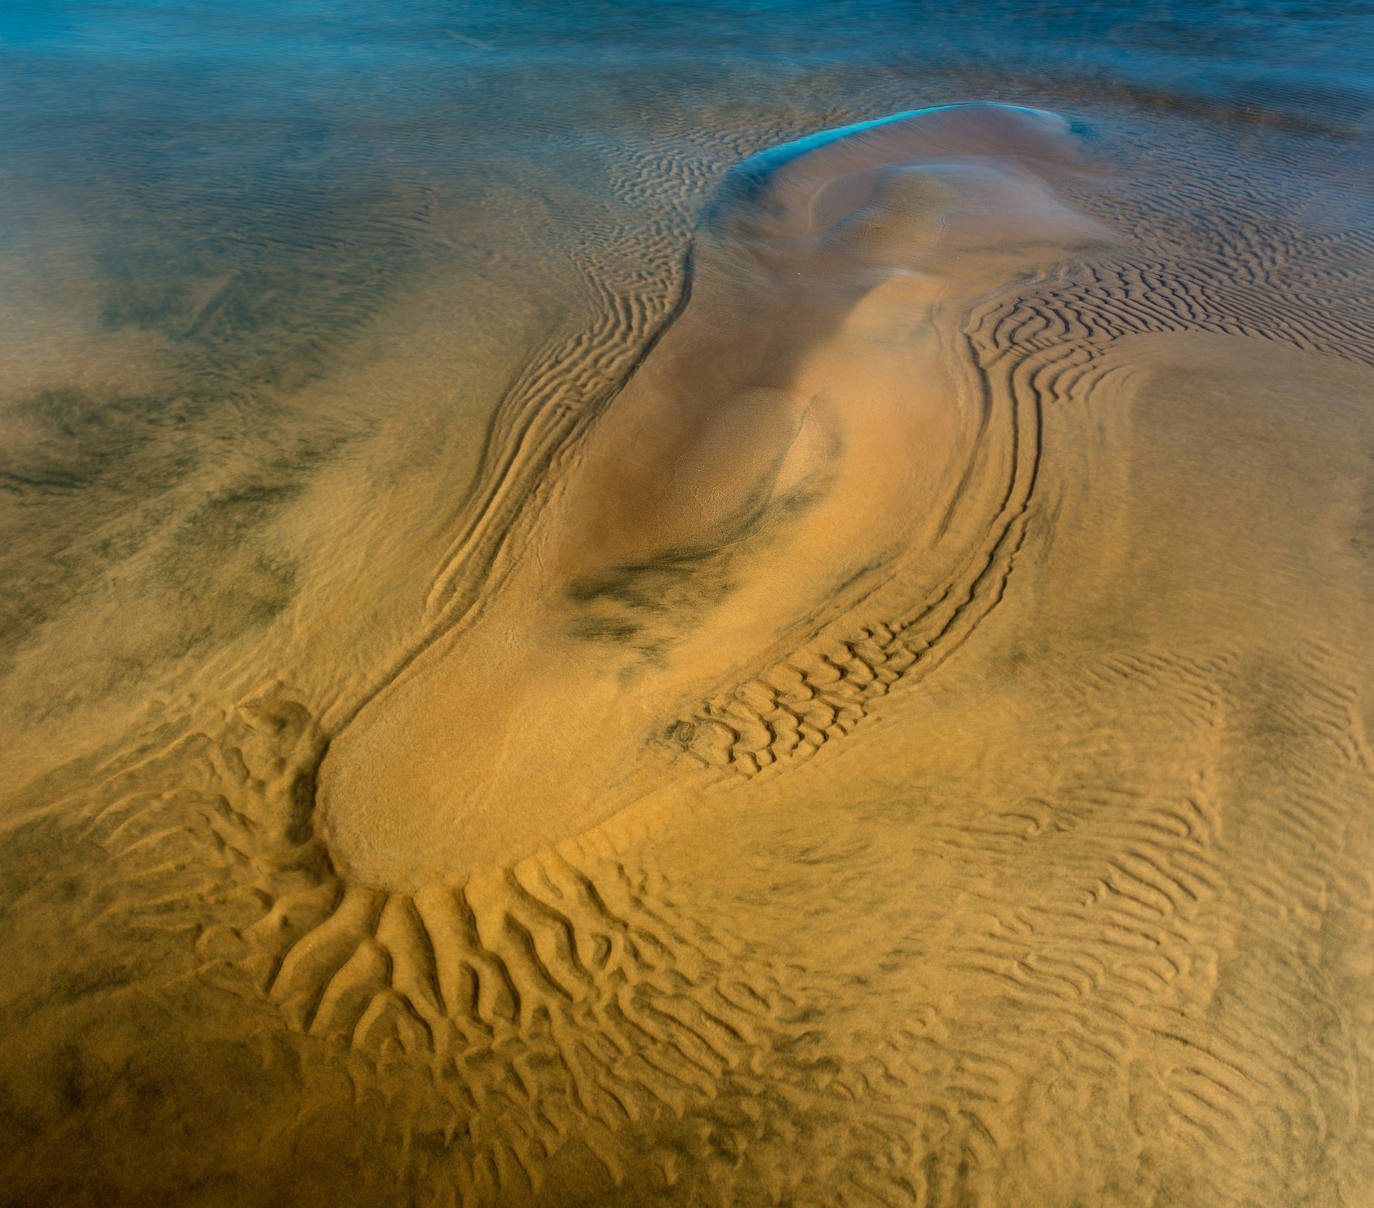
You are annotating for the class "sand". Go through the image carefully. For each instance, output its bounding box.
[2,63,1373,1208]
[315,104,1118,890]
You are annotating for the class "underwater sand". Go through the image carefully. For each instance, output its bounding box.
[2,3,1373,1205]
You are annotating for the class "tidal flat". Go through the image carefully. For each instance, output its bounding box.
[2,3,1373,1205]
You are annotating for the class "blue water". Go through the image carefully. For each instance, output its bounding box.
[3,0,1368,390]
[4,1,1369,203]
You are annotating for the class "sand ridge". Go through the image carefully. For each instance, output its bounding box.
[315,104,1118,891]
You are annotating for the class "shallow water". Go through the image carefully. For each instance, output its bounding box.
[2,3,1374,1206]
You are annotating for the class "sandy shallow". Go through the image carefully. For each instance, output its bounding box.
[1,58,1373,1208]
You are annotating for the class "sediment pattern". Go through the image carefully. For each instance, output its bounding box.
[57,623,1374,1205]
[418,132,766,638]
[4,102,1373,1207]
[653,154,1374,781]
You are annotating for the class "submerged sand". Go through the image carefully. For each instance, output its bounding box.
[1,83,1372,1208]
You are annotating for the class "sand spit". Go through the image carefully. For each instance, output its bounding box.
[1,95,1373,1208]
[317,104,1116,890]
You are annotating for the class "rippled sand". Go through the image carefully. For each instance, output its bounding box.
[2,44,1373,1208]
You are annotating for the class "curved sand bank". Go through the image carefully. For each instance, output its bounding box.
[316,104,1115,890]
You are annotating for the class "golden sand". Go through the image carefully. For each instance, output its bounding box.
[1,100,1372,1207]
[316,105,1118,889]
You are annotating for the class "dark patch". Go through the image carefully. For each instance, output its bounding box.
[56,1043,87,1112]
[286,754,326,847]
[565,542,738,666]
[1349,453,1374,557]
[562,445,834,671]
[0,374,345,697]
[156,477,305,631]
[0,817,86,918]
[0,384,202,495]
[46,962,142,1010]
[568,542,737,612]
[922,1150,953,1208]
[666,719,696,745]
[0,1083,43,1152]
[0,384,207,654]
[0,818,143,1026]
[174,480,305,545]
[92,171,439,394]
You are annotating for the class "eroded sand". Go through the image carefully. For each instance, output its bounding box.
[1,89,1373,1208]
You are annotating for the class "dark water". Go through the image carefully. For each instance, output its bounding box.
[2,3,1373,1206]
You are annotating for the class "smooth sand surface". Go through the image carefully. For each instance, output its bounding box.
[2,81,1372,1208]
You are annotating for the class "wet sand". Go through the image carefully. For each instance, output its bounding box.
[2,13,1373,1206]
